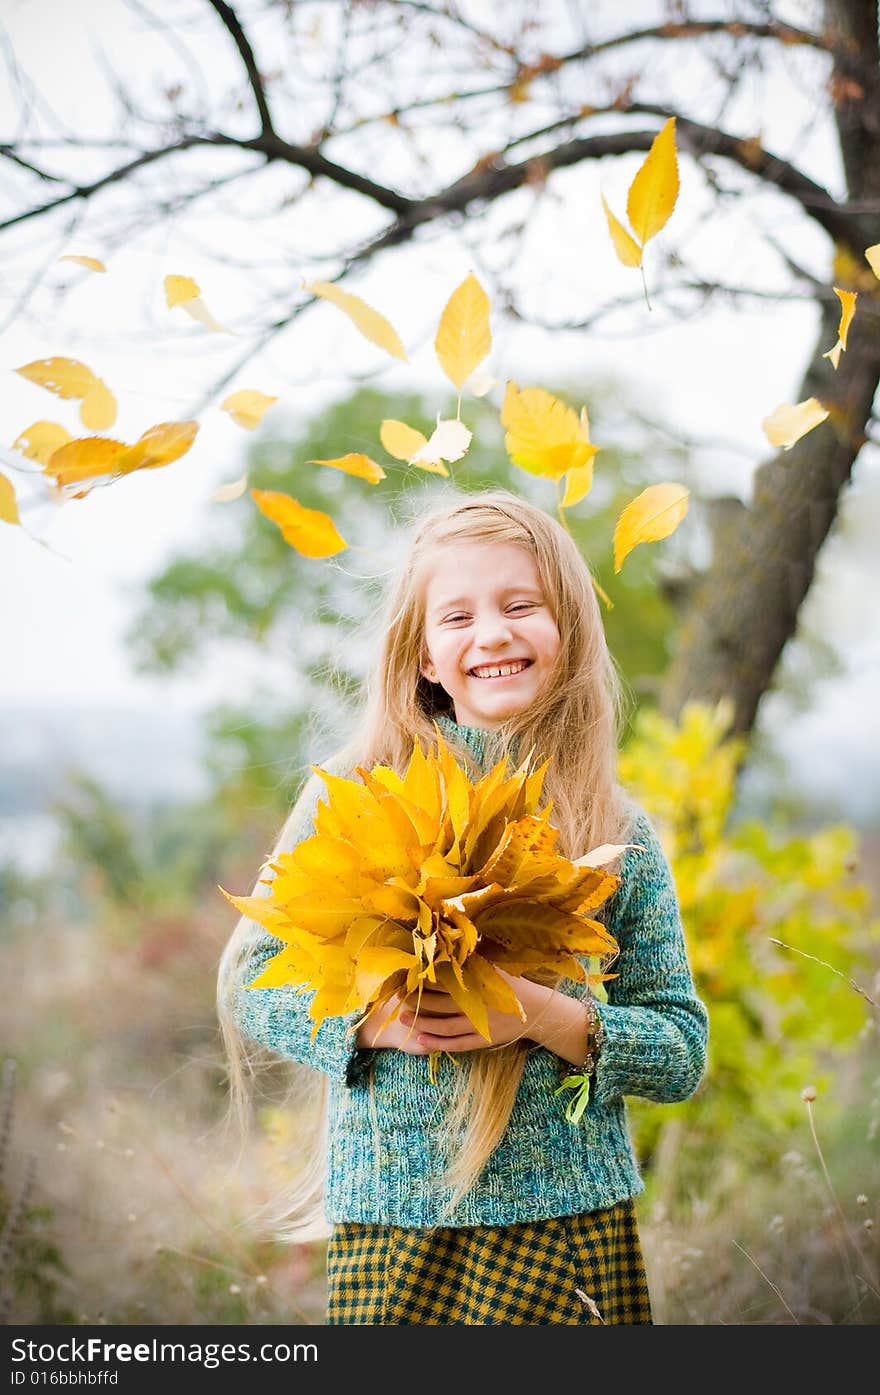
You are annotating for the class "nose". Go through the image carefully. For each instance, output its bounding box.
[473,611,514,651]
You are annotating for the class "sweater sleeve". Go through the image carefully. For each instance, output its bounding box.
[229,762,375,1088]
[589,806,709,1109]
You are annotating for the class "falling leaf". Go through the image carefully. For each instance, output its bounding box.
[626,117,679,246]
[116,420,199,473]
[221,389,278,430]
[164,274,200,308]
[434,273,492,390]
[613,482,689,572]
[12,421,73,466]
[866,243,880,278]
[410,417,471,469]
[0,473,20,526]
[561,460,595,507]
[601,195,642,267]
[310,453,386,484]
[80,380,118,432]
[211,474,249,502]
[43,421,198,486]
[59,255,106,273]
[380,419,428,460]
[501,383,597,480]
[43,437,127,486]
[822,287,857,370]
[761,398,829,451]
[251,489,347,558]
[15,357,117,431]
[164,274,230,332]
[307,280,408,361]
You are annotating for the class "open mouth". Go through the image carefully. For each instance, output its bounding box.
[468,659,532,680]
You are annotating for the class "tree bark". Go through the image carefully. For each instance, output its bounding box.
[660,0,880,737]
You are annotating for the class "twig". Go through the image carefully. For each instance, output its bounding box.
[768,938,878,1009]
[731,1239,799,1323]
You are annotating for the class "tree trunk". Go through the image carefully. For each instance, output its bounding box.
[660,0,880,737]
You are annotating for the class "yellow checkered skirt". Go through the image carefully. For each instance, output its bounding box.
[325,1199,652,1325]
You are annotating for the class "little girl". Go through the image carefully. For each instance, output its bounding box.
[217,488,709,1326]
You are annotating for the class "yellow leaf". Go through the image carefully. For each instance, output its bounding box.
[43,437,127,486]
[761,398,829,451]
[211,474,249,502]
[59,255,106,273]
[164,274,200,308]
[116,421,199,473]
[15,356,97,400]
[0,473,20,526]
[434,272,492,390]
[601,195,642,268]
[221,390,278,430]
[501,382,595,480]
[80,379,117,432]
[865,243,880,279]
[251,488,347,558]
[310,453,386,484]
[561,456,596,507]
[822,288,857,370]
[613,482,689,572]
[380,419,428,460]
[308,280,408,361]
[12,421,73,466]
[626,116,679,245]
[410,417,470,467]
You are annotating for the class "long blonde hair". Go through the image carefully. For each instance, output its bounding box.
[217,487,631,1238]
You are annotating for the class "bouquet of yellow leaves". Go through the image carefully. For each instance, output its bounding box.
[220,728,627,1046]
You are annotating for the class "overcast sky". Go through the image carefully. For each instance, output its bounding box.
[2,0,878,823]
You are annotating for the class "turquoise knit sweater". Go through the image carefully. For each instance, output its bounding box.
[230,715,709,1229]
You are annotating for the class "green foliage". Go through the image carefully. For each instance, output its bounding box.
[619,701,876,1189]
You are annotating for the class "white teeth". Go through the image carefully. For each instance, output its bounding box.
[470,660,530,679]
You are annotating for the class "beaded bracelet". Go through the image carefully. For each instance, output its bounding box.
[553,996,604,1124]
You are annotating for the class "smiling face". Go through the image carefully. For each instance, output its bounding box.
[419,540,561,730]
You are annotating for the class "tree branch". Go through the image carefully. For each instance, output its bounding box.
[206,0,275,138]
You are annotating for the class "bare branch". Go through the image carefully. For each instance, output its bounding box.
[206,0,276,137]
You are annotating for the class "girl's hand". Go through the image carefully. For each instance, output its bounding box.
[396,973,551,1053]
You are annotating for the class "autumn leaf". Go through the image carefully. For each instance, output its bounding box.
[43,437,127,486]
[164,274,200,308]
[865,243,880,279]
[501,383,597,481]
[43,421,198,486]
[310,453,386,484]
[0,473,20,526]
[410,417,471,470]
[626,117,679,245]
[219,728,622,1044]
[12,421,73,467]
[15,357,117,431]
[761,398,829,451]
[434,273,492,390]
[613,482,689,572]
[59,255,106,273]
[822,288,857,370]
[601,196,642,267]
[211,474,249,502]
[164,274,230,332]
[380,419,428,460]
[221,390,278,430]
[251,489,347,558]
[601,118,679,307]
[116,420,199,473]
[307,280,408,361]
